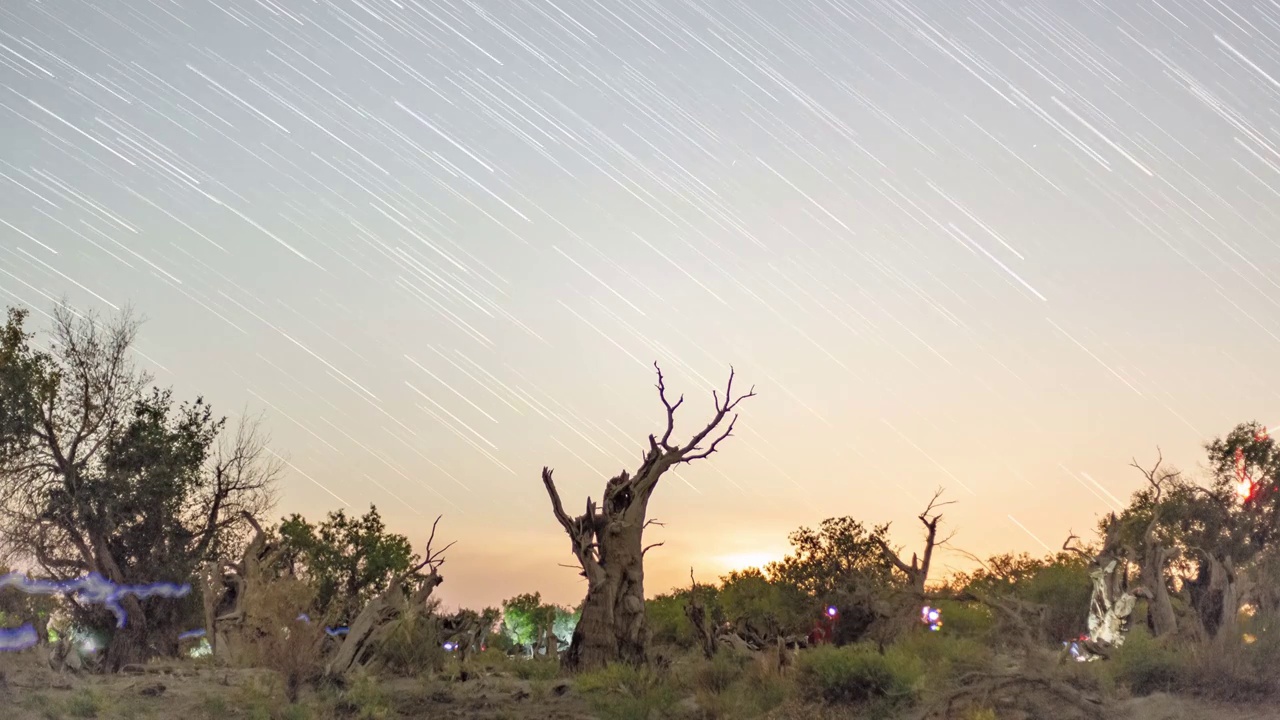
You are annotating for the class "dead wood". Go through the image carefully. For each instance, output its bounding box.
[325,515,453,681]
[540,363,753,670]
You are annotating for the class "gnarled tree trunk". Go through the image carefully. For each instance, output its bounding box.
[875,488,953,638]
[1140,544,1177,638]
[686,568,718,659]
[1129,453,1178,639]
[1187,553,1239,644]
[541,364,754,671]
[1066,515,1137,659]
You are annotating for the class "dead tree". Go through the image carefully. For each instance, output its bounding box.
[541,363,754,670]
[325,515,453,681]
[874,488,954,638]
[876,488,954,600]
[1129,452,1178,638]
[1065,517,1138,659]
[686,568,718,659]
[1186,552,1241,645]
[210,511,286,662]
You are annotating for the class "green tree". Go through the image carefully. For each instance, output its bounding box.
[0,303,280,667]
[1112,423,1274,641]
[500,592,579,654]
[764,517,900,644]
[767,517,898,597]
[501,592,544,650]
[718,567,811,640]
[953,552,1091,643]
[277,504,416,624]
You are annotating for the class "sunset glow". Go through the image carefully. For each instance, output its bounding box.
[717,552,784,573]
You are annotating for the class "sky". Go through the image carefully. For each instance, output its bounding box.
[0,0,1278,612]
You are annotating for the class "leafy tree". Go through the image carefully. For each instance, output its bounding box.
[718,567,811,640]
[1111,423,1276,640]
[0,303,280,667]
[277,504,416,624]
[500,592,579,654]
[501,592,545,649]
[1204,421,1277,554]
[646,584,722,648]
[764,517,900,643]
[767,517,897,598]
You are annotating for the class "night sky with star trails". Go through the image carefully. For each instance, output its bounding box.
[1,0,1278,609]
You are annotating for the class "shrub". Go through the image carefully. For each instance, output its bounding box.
[576,663,678,720]
[511,657,560,680]
[690,652,793,719]
[646,592,699,648]
[1106,627,1184,696]
[796,643,924,708]
[376,610,448,676]
[931,599,993,639]
[236,578,327,702]
[336,671,393,720]
[693,651,747,694]
[895,630,993,681]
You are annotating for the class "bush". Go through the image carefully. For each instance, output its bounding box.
[647,592,698,648]
[693,651,747,694]
[931,599,993,639]
[796,643,924,708]
[688,652,793,719]
[576,663,678,720]
[376,610,448,676]
[236,578,327,702]
[335,671,393,720]
[1018,561,1090,641]
[511,657,560,680]
[1106,627,1184,696]
[895,630,993,681]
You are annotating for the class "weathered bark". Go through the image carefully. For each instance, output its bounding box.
[1129,452,1178,639]
[325,516,452,681]
[1187,553,1239,643]
[1140,544,1177,638]
[544,625,559,661]
[212,512,284,663]
[201,561,226,657]
[1066,515,1139,658]
[875,488,953,637]
[541,364,754,671]
[686,568,718,659]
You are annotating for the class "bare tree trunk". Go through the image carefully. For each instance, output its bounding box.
[1188,554,1239,644]
[562,575,616,669]
[686,568,717,659]
[875,489,953,639]
[1130,453,1179,639]
[1141,545,1177,638]
[1066,515,1138,658]
[545,625,558,662]
[540,364,753,671]
[201,561,224,657]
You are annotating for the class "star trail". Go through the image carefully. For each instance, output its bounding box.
[1,0,1279,608]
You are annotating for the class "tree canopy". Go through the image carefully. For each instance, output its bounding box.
[0,303,280,666]
[277,504,418,625]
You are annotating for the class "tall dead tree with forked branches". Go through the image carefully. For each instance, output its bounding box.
[875,488,954,601]
[873,488,954,638]
[1129,451,1178,638]
[541,363,754,670]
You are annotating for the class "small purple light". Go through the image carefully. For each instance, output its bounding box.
[825,606,837,617]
